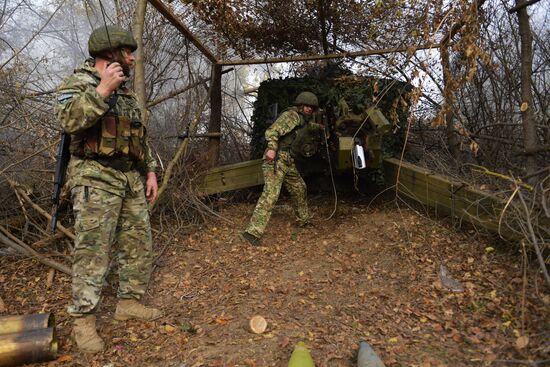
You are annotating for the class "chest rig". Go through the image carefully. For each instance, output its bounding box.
[70,87,146,164]
[277,107,320,159]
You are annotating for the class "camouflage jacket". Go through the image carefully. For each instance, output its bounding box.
[55,59,157,196]
[265,107,323,153]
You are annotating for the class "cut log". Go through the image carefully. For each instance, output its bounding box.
[248,315,267,334]
[0,296,5,313]
[46,269,55,289]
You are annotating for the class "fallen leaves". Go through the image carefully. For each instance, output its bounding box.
[213,318,230,325]
[56,355,72,363]
[515,335,529,349]
[2,202,549,366]
[164,324,177,333]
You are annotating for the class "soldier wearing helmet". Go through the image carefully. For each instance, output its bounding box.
[241,91,325,246]
[54,25,161,353]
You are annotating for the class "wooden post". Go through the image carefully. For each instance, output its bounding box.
[515,0,538,181]
[207,63,223,167]
[132,0,148,123]
[440,42,460,160]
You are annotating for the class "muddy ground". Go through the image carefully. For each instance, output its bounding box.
[1,196,549,367]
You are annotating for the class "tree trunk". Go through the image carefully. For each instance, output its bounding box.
[113,0,122,23]
[132,0,148,124]
[515,0,538,180]
[440,44,460,160]
[207,63,222,167]
[318,0,330,55]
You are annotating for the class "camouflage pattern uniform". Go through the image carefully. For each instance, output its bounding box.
[245,108,322,238]
[55,59,157,317]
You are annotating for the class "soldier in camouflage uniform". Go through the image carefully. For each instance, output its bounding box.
[241,92,324,246]
[55,25,162,353]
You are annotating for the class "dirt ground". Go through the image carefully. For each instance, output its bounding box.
[1,196,549,367]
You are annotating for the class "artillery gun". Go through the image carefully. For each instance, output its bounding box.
[249,69,412,187]
[201,68,412,195]
[199,68,532,250]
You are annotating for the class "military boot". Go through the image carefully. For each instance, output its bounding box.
[114,299,163,321]
[296,213,314,228]
[239,231,261,246]
[72,315,104,353]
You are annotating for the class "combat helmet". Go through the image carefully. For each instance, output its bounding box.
[294,91,319,108]
[88,25,137,57]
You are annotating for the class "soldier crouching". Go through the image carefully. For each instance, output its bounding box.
[54,25,162,353]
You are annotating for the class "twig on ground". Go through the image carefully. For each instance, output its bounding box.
[6,178,75,241]
[517,189,550,289]
[0,225,71,275]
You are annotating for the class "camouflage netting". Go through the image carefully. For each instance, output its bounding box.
[250,66,413,161]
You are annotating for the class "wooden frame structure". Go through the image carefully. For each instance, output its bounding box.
[147,0,445,66]
[146,0,445,166]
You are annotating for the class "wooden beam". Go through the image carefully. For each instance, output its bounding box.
[218,43,444,66]
[177,132,222,139]
[147,67,233,108]
[207,63,223,167]
[146,0,218,63]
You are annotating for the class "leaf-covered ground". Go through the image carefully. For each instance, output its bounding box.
[1,197,549,366]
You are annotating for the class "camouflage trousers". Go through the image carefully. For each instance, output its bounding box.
[68,185,153,316]
[245,152,309,238]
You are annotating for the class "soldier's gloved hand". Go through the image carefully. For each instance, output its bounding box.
[265,149,276,162]
[97,62,125,97]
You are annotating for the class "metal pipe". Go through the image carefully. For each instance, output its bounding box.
[0,314,54,336]
[0,327,57,367]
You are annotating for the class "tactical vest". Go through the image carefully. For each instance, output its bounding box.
[278,107,321,159]
[70,91,146,165]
